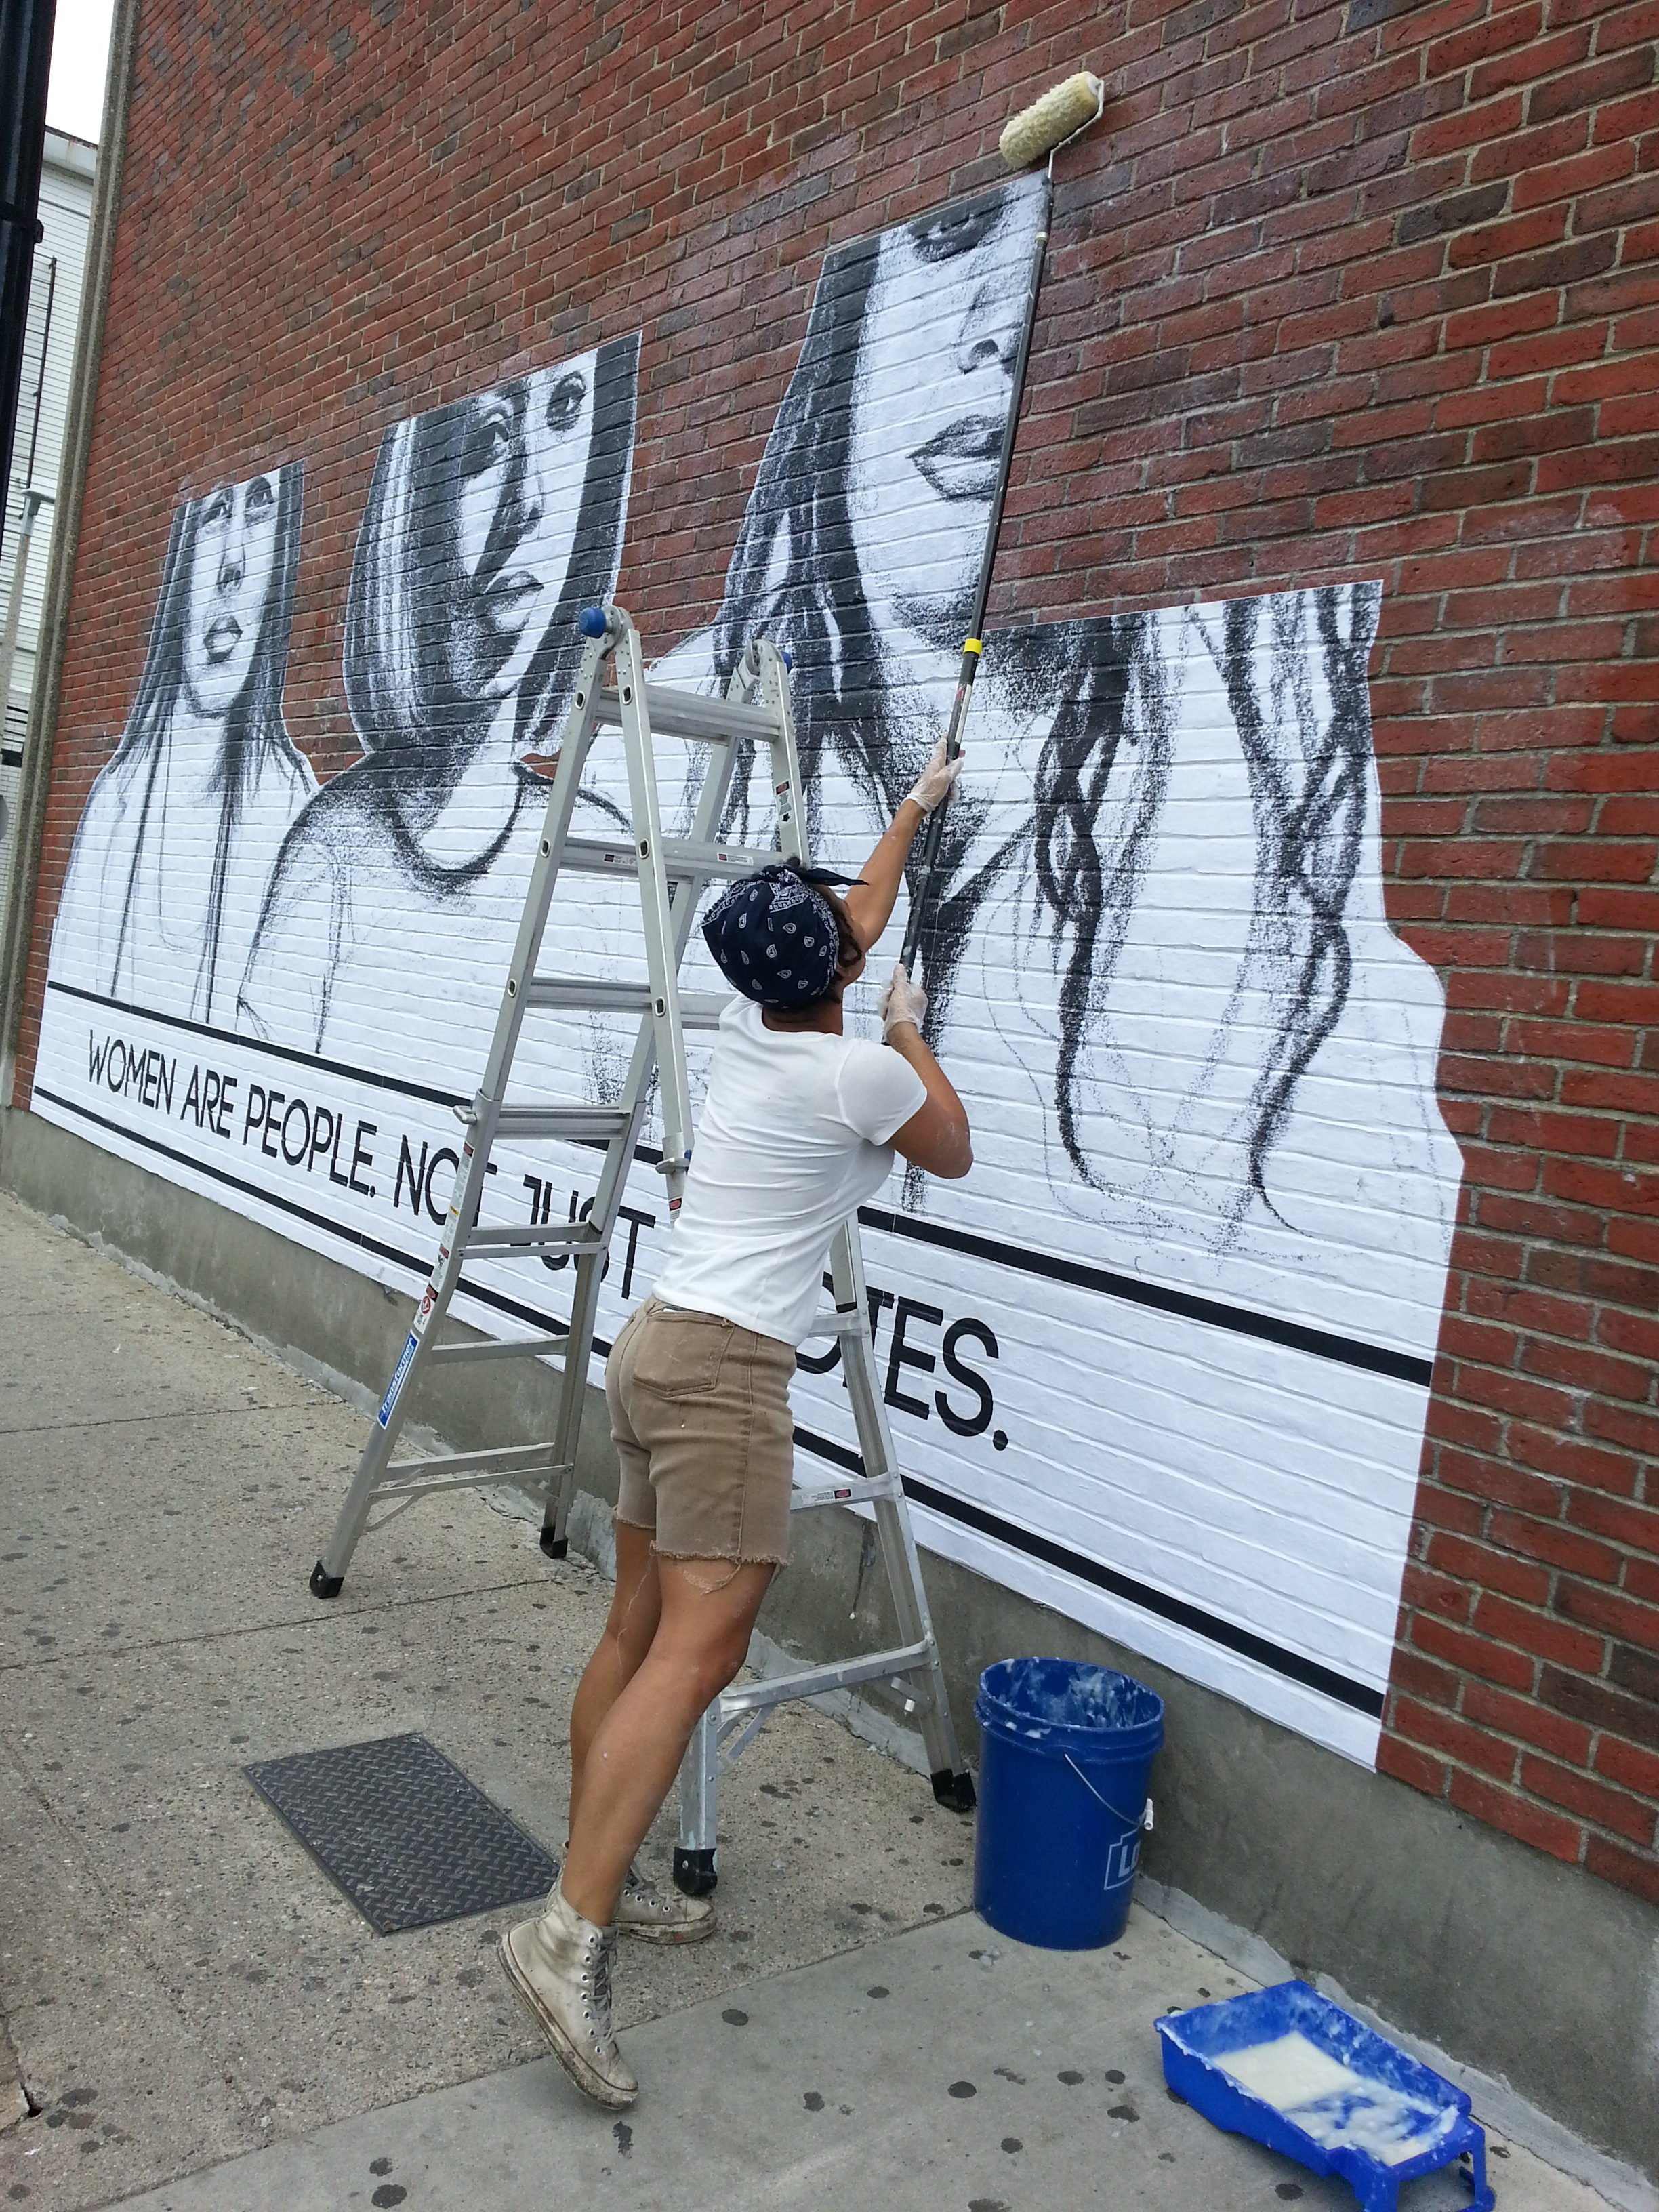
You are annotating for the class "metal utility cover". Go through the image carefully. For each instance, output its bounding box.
[246,1732,556,1935]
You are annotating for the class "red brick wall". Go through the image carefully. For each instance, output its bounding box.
[16,0,1659,1900]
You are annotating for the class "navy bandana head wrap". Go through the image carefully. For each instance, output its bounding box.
[701,862,863,1009]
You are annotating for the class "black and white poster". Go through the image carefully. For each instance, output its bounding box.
[49,464,314,1027]
[35,188,1461,1765]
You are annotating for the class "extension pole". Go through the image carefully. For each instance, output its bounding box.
[900,68,1105,977]
[899,172,1050,979]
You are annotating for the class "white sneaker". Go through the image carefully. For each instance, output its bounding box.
[617,1860,715,1946]
[499,1883,638,2108]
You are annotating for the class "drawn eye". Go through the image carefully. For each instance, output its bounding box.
[462,407,514,478]
[545,373,588,433]
[245,476,275,517]
[201,488,232,525]
[908,196,1002,264]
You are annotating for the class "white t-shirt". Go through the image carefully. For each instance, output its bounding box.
[651,997,928,1347]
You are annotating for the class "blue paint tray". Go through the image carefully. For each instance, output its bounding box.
[1157,1982,1494,2212]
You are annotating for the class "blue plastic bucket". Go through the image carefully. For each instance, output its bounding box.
[973,1656,1164,1950]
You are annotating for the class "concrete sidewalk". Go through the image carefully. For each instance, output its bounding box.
[0,1194,1624,2210]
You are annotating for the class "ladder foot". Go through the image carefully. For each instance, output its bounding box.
[309,1561,344,1601]
[932,1767,977,1814]
[672,1847,718,1898]
[539,1531,569,1560]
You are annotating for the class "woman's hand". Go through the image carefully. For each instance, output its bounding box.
[905,737,965,817]
[878,962,928,1036]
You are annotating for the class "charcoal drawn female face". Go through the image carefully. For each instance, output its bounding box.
[182,473,281,717]
[846,190,1042,646]
[450,361,595,704]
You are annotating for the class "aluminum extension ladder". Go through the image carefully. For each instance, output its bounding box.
[308,603,975,1894]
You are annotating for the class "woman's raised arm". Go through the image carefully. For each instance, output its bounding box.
[841,737,963,951]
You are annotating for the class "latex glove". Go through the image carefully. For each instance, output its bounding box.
[904,737,964,817]
[878,962,928,1038]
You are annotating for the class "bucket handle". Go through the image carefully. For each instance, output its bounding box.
[1063,1753,1148,1832]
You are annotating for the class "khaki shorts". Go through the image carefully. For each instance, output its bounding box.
[607,1297,797,1565]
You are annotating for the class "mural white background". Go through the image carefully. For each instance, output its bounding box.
[35,178,1462,1765]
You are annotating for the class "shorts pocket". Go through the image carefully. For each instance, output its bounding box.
[631,1315,731,1400]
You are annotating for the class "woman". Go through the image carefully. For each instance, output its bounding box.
[50,464,312,1026]
[682,184,1458,1315]
[609,176,1048,1097]
[694,171,1050,1042]
[499,742,967,2110]
[237,337,638,1086]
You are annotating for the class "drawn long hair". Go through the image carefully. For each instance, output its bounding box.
[709,183,1052,1036]
[1216,583,1376,1217]
[1031,612,1175,1183]
[713,225,888,842]
[1033,586,1375,1226]
[343,333,638,861]
[106,462,304,1019]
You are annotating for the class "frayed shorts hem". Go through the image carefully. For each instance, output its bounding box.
[612,1509,791,1572]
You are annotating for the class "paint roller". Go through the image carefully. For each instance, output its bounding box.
[898,69,1106,978]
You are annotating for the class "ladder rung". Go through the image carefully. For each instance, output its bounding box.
[660,838,781,880]
[557,837,784,884]
[462,1220,606,1256]
[524,976,729,1027]
[385,1441,569,1488]
[803,1306,866,1341]
[493,1105,632,1142]
[790,1471,902,1512]
[428,1334,567,1364]
[719,1641,934,1717]
[559,838,640,878]
[594,681,781,746]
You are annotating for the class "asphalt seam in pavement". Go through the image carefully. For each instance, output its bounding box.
[0,1399,328,1440]
[0,1733,272,2151]
[0,1568,576,1675]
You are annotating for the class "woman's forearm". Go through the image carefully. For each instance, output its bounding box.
[844,798,925,950]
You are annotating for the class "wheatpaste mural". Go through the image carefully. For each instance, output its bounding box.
[34,181,1461,1766]
[50,464,314,1027]
[239,337,640,1090]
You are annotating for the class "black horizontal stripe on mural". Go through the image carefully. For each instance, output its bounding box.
[2,745,22,769]
[45,979,473,1113]
[856,1202,1435,1389]
[39,1077,1379,1717]
[792,1420,1383,1718]
[29,1084,615,1353]
[50,979,1433,1387]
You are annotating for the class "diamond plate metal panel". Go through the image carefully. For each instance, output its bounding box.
[246,1732,557,1935]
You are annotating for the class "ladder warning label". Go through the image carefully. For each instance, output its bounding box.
[377,1329,420,1429]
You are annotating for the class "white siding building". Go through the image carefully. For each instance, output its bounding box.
[0,129,96,930]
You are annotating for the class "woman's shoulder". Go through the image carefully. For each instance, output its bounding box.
[253,730,320,803]
[73,746,140,830]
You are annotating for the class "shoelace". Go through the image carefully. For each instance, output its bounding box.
[583,1932,617,2044]
[621,1866,661,1910]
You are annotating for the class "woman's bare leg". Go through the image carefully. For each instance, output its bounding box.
[560,1555,773,1927]
[567,1520,661,1837]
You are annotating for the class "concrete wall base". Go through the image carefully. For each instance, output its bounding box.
[5,1103,1655,2180]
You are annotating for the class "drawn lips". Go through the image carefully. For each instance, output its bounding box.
[202,615,242,662]
[910,415,1006,504]
[487,570,544,625]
